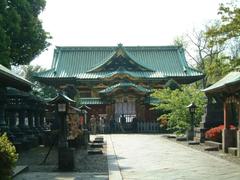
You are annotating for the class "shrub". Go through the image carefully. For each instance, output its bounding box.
[0,133,18,180]
[152,86,206,134]
[157,114,168,128]
[205,124,236,142]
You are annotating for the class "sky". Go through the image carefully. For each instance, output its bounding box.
[31,0,228,69]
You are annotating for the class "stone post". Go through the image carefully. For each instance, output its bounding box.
[9,111,17,130]
[39,111,45,130]
[18,111,27,130]
[34,111,41,130]
[28,111,34,128]
[237,104,240,157]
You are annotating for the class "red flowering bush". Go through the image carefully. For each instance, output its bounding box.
[205,124,236,142]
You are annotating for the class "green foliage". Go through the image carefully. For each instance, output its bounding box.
[0,133,18,179]
[206,1,240,46]
[152,86,206,134]
[0,0,50,68]
[204,1,240,85]
[16,65,57,98]
[204,55,232,85]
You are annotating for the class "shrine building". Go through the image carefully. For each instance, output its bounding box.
[35,44,203,123]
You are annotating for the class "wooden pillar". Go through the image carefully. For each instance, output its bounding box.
[224,101,228,129]
[238,103,240,129]
[237,102,240,157]
[223,100,228,152]
[223,99,235,153]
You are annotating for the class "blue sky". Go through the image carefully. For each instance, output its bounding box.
[32,0,228,68]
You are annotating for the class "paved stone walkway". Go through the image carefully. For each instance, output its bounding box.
[108,134,240,180]
[13,134,240,180]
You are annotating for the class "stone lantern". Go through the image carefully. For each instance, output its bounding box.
[187,102,197,141]
[49,92,75,171]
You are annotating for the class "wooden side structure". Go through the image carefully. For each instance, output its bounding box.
[0,65,48,151]
[204,71,240,155]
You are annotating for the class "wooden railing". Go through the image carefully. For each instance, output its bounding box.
[137,122,160,133]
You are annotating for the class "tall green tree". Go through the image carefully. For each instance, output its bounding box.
[16,65,56,98]
[206,1,240,69]
[174,27,227,88]
[0,0,50,68]
[152,86,206,134]
[207,1,240,45]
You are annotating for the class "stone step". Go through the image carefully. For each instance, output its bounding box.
[228,147,238,156]
[176,136,187,141]
[95,136,104,141]
[12,165,28,177]
[89,142,104,148]
[167,134,177,139]
[205,141,222,150]
[93,139,104,143]
[188,141,200,145]
[87,148,103,155]
[96,136,103,139]
[204,146,219,151]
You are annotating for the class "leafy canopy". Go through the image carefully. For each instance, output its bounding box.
[152,86,206,134]
[16,65,56,98]
[206,1,240,45]
[0,0,50,68]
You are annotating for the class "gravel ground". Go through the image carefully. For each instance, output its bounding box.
[165,135,240,166]
[16,142,108,173]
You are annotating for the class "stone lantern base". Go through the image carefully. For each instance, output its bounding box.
[58,147,75,171]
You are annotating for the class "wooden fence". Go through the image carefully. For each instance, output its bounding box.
[137,122,160,133]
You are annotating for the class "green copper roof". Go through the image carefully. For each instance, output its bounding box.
[203,72,240,93]
[35,45,203,82]
[87,44,154,72]
[99,82,151,94]
[0,65,32,91]
[79,98,109,105]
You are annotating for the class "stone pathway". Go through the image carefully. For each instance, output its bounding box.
[108,134,240,180]
[14,172,108,180]
[14,135,108,180]
[13,134,240,180]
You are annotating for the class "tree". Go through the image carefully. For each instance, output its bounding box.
[206,1,240,45]
[152,86,206,134]
[0,0,50,68]
[206,1,240,70]
[175,24,234,88]
[17,65,56,98]
[174,26,227,88]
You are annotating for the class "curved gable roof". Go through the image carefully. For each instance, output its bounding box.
[35,44,203,82]
[87,44,154,72]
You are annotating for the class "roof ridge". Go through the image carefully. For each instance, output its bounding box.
[55,45,181,51]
